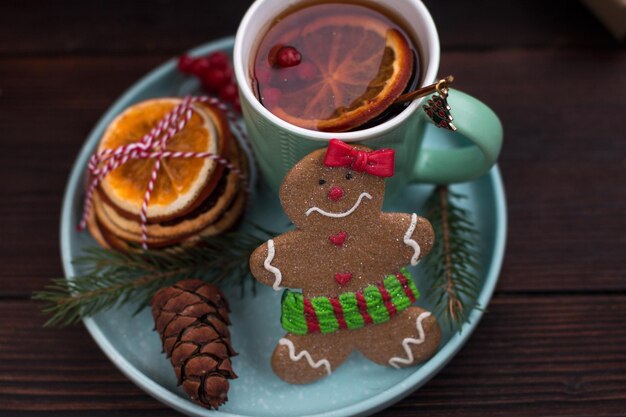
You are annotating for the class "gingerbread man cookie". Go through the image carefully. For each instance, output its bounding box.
[250,139,440,384]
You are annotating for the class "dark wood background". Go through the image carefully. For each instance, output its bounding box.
[1,0,625,415]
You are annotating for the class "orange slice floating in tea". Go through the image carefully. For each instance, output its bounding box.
[97,98,227,221]
[256,13,414,132]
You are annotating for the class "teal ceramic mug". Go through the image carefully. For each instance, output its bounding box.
[233,0,503,198]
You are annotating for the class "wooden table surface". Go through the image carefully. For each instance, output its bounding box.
[1,0,625,416]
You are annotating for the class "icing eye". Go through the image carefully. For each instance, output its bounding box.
[345,172,353,180]
[319,179,326,185]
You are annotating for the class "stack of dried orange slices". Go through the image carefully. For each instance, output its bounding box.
[86,98,248,251]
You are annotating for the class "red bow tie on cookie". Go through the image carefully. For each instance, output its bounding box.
[323,139,395,177]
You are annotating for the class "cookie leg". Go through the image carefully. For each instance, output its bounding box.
[271,331,352,384]
[355,306,440,368]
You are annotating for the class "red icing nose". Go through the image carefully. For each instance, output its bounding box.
[328,186,344,201]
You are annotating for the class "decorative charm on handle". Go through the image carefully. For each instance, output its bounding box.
[423,79,457,131]
[394,75,457,131]
[423,94,456,131]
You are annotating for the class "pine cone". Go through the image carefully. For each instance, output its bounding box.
[151,279,237,409]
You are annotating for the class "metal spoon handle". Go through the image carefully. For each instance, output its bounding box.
[394,75,455,104]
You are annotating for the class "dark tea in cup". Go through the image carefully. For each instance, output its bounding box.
[251,1,421,132]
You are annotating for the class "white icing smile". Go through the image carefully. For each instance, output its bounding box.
[305,192,373,218]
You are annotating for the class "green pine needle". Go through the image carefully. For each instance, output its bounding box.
[32,225,272,327]
[34,188,482,332]
[422,186,482,333]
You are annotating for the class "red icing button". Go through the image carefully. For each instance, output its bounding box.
[335,272,353,287]
[328,186,344,201]
[329,231,348,246]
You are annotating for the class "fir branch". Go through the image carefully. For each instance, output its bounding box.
[422,186,482,332]
[33,226,272,327]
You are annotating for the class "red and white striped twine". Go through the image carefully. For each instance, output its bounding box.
[78,96,250,250]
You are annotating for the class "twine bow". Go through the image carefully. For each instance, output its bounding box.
[78,96,248,249]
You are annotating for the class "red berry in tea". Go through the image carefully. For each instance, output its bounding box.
[252,3,417,132]
[267,44,284,67]
[261,87,282,109]
[256,67,272,84]
[297,61,319,81]
[275,46,302,68]
[275,67,299,85]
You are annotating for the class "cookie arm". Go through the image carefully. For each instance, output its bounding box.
[382,213,435,266]
[250,240,281,290]
[403,213,435,264]
[249,232,301,290]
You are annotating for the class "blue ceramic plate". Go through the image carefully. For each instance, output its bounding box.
[60,37,507,417]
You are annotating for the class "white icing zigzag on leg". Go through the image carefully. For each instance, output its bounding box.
[279,338,332,375]
[388,312,432,369]
[403,213,421,266]
[264,239,282,291]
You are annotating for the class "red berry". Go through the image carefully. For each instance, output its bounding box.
[191,57,211,77]
[255,68,272,84]
[276,46,302,68]
[276,67,298,84]
[219,83,239,102]
[202,68,229,92]
[177,54,194,74]
[267,44,284,67]
[208,51,230,70]
[233,97,242,113]
[222,65,233,81]
[261,87,282,108]
[297,61,319,81]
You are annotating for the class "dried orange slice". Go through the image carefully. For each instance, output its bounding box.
[257,12,414,132]
[94,137,244,244]
[97,98,226,221]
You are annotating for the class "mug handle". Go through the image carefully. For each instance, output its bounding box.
[411,89,503,184]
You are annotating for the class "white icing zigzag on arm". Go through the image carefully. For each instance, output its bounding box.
[403,213,421,266]
[264,239,282,291]
[388,312,431,369]
[279,338,332,375]
[305,192,372,218]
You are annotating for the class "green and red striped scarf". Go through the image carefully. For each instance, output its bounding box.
[281,267,419,335]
